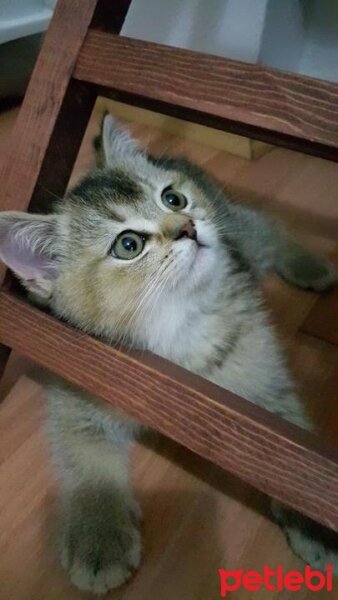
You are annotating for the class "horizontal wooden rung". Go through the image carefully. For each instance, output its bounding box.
[73,31,338,160]
[0,290,337,531]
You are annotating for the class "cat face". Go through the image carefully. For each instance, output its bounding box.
[0,116,227,345]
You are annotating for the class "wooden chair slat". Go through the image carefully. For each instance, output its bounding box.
[0,290,337,531]
[0,0,97,218]
[74,31,338,161]
[0,0,337,536]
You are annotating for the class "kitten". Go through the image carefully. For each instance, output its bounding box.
[0,115,337,594]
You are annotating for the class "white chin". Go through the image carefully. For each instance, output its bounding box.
[184,246,217,288]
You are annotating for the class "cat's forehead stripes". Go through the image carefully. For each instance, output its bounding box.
[109,210,126,223]
[68,165,184,224]
[66,155,218,233]
[69,170,143,211]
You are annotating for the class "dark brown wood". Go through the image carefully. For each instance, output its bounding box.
[74,32,338,161]
[0,0,99,286]
[29,80,96,213]
[0,1,132,383]
[0,290,337,532]
[0,0,132,268]
[1,0,337,542]
[301,251,338,344]
[29,4,133,213]
[91,0,132,30]
[0,345,11,384]
[302,288,338,345]
[0,0,98,215]
[0,1,102,372]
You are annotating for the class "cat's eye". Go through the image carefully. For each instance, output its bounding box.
[161,188,187,211]
[112,231,146,260]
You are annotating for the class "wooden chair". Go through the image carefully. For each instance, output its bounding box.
[0,0,337,533]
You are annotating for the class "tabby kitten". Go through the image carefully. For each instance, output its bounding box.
[0,115,337,594]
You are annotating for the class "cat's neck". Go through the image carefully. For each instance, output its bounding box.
[136,272,249,375]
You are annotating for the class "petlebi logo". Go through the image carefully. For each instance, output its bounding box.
[218,565,334,596]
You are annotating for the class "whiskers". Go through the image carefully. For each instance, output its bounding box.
[112,254,176,348]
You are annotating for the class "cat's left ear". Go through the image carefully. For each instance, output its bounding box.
[94,113,142,167]
[0,211,59,301]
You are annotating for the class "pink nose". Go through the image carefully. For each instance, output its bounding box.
[174,220,197,241]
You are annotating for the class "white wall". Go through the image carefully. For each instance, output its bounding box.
[122,0,270,63]
[0,0,52,44]
[122,0,338,82]
[298,0,338,82]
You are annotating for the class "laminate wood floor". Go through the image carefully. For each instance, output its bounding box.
[0,103,337,599]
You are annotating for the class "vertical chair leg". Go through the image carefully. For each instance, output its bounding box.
[29,80,97,213]
[0,344,11,400]
[0,0,133,400]
[0,1,100,403]
[0,344,10,381]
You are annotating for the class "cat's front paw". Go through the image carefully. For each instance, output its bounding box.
[61,525,141,595]
[295,257,338,292]
[272,501,338,574]
[285,526,338,573]
[60,487,141,595]
[278,249,338,292]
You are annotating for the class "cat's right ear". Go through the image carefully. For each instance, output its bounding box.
[94,113,142,168]
[0,211,59,300]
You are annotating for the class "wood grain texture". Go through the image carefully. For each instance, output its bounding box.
[1,377,320,600]
[1,113,338,598]
[0,0,98,213]
[28,5,133,213]
[74,32,338,161]
[0,290,337,532]
[1,0,337,557]
[0,0,99,286]
[28,80,96,214]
